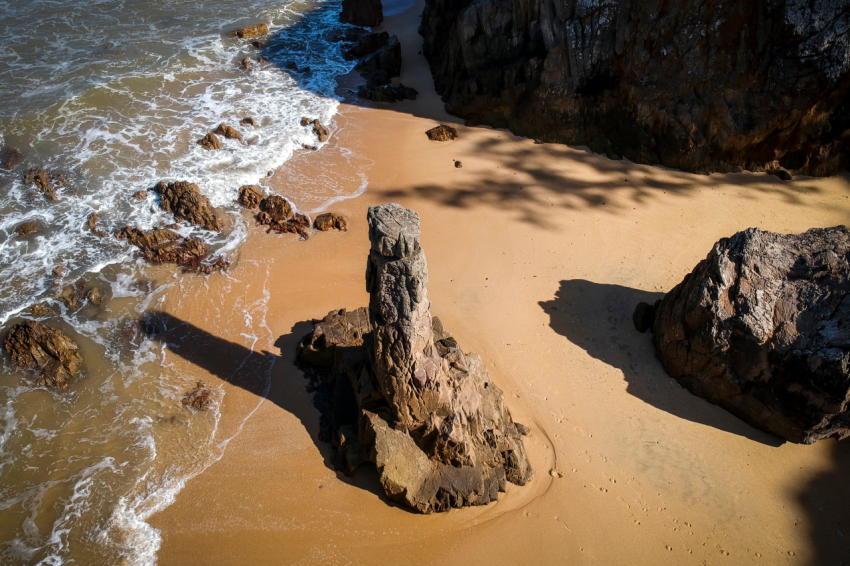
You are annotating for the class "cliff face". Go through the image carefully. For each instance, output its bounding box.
[419,0,850,175]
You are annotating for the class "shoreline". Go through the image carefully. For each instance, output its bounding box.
[141,1,850,564]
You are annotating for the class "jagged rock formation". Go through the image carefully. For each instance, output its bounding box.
[23,167,66,200]
[340,0,383,27]
[198,133,223,150]
[426,125,457,141]
[298,204,532,513]
[15,222,38,236]
[152,181,221,232]
[301,117,330,142]
[214,123,242,142]
[115,226,208,267]
[648,226,850,444]
[237,185,264,209]
[419,0,850,176]
[5,319,83,390]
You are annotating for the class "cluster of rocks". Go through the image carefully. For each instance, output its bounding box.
[198,123,244,151]
[23,167,67,200]
[228,23,270,70]
[636,226,850,444]
[300,118,330,143]
[57,277,103,310]
[419,0,850,176]
[298,204,532,513]
[237,185,347,238]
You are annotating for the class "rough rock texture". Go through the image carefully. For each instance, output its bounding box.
[59,279,89,310]
[29,304,56,318]
[258,195,292,222]
[314,212,348,232]
[152,181,221,232]
[340,0,383,27]
[650,226,850,444]
[298,204,532,513]
[198,133,223,151]
[228,23,269,39]
[5,319,83,390]
[357,84,419,103]
[1,148,23,170]
[23,168,66,200]
[86,212,105,237]
[241,117,259,127]
[354,35,401,86]
[344,31,391,60]
[15,222,38,236]
[182,381,213,410]
[214,124,242,142]
[115,226,208,267]
[301,118,330,142]
[237,185,264,209]
[426,125,457,141]
[419,0,850,175]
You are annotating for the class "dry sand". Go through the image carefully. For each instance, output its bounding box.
[147,1,850,563]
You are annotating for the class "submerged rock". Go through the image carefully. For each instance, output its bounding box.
[237,185,264,209]
[314,212,347,232]
[301,118,330,142]
[152,181,221,232]
[340,0,383,27]
[58,279,92,311]
[1,148,23,170]
[650,226,850,444]
[86,212,105,237]
[115,226,208,267]
[214,123,242,142]
[198,133,223,151]
[182,381,213,410]
[15,222,38,236]
[28,304,57,318]
[5,319,83,390]
[298,204,532,513]
[23,167,67,200]
[426,125,457,141]
[241,117,258,128]
[227,23,269,39]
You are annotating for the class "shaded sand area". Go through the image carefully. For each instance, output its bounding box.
[147,0,850,563]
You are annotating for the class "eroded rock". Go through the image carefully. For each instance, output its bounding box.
[23,167,67,200]
[650,226,850,444]
[214,124,242,142]
[1,148,23,170]
[301,117,330,142]
[115,226,208,267]
[86,212,105,237]
[298,204,532,513]
[314,212,347,232]
[426,125,457,141]
[237,185,264,209]
[198,133,223,151]
[15,222,38,236]
[182,381,213,410]
[227,23,269,39]
[152,181,221,232]
[241,117,258,127]
[28,304,56,317]
[5,319,83,389]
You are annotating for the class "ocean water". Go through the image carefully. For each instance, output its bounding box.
[0,0,361,563]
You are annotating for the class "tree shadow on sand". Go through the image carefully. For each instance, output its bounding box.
[538,278,785,445]
[141,311,404,509]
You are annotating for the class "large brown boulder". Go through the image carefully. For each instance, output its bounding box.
[298,204,532,513]
[419,0,850,175]
[198,133,222,150]
[115,226,208,266]
[340,0,383,27]
[214,124,242,142]
[5,319,83,390]
[648,226,850,444]
[237,185,264,209]
[152,181,221,232]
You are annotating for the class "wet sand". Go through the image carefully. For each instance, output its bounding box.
[147,0,850,563]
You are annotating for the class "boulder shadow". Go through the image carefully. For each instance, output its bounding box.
[142,312,400,509]
[539,279,784,446]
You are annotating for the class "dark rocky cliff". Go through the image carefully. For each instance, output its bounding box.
[419,0,850,175]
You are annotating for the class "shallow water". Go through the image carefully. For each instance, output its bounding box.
[0,0,362,562]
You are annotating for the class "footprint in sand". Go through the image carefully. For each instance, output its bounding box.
[665,545,673,551]
[599,487,608,493]
[549,469,564,478]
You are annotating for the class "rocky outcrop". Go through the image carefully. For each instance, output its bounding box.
[237,185,264,209]
[115,226,208,267]
[301,118,330,142]
[59,278,90,310]
[314,212,348,231]
[29,304,56,318]
[357,84,418,103]
[1,148,23,170]
[198,133,222,151]
[340,0,383,27]
[344,31,391,60]
[647,226,850,444]
[86,212,105,237]
[425,125,458,141]
[419,0,850,176]
[152,181,221,232]
[23,168,67,200]
[5,319,83,390]
[228,23,269,39]
[182,381,213,410]
[241,117,258,128]
[214,124,242,142]
[354,35,401,86]
[298,204,532,513]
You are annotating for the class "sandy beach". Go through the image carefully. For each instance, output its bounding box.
[143,1,850,564]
